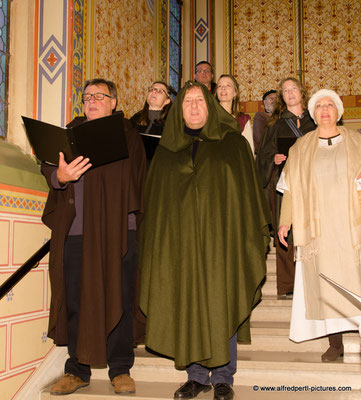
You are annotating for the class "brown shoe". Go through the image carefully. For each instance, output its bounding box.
[112,374,136,394]
[321,333,344,362]
[50,373,89,395]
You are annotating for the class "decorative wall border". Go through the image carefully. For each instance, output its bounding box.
[33,0,73,126]
[72,0,86,118]
[160,0,168,81]
[0,184,47,217]
[224,0,233,74]
[192,0,212,69]
[155,0,168,81]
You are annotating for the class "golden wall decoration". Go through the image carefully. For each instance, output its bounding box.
[303,0,361,96]
[233,0,297,102]
[94,0,154,118]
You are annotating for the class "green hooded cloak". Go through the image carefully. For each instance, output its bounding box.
[139,81,270,369]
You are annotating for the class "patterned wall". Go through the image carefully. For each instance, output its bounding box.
[94,0,154,118]
[233,0,361,120]
[303,0,361,96]
[234,0,296,102]
[0,184,51,400]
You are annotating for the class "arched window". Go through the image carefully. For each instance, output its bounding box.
[0,0,9,138]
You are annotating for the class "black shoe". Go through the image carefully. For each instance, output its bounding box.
[213,383,234,400]
[174,380,212,399]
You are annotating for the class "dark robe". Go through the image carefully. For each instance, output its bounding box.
[256,109,316,294]
[257,109,315,192]
[139,81,271,369]
[41,116,146,365]
[130,110,165,161]
[253,111,271,154]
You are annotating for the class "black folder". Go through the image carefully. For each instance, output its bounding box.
[22,112,128,168]
[277,137,297,157]
[140,132,161,160]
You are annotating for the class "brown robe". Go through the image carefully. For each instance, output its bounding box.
[41,117,146,365]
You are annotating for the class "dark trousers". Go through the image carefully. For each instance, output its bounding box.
[63,232,137,382]
[186,333,237,385]
[269,173,295,295]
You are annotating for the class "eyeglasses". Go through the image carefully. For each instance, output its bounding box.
[148,87,169,97]
[196,68,212,74]
[82,92,113,102]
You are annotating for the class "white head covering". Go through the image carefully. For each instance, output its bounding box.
[308,89,344,123]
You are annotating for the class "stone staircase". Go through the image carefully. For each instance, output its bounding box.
[41,249,361,399]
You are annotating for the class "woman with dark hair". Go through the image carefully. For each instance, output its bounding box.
[131,81,172,160]
[256,77,316,297]
[215,74,254,154]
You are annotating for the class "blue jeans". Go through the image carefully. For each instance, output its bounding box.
[186,333,237,385]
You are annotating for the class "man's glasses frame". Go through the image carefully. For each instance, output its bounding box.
[82,92,113,102]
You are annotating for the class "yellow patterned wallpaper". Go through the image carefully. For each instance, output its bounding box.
[233,0,296,101]
[94,0,154,117]
[303,0,361,96]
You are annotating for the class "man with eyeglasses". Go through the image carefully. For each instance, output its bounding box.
[194,61,216,93]
[41,78,146,396]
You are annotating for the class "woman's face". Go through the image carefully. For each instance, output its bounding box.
[216,77,237,103]
[282,80,302,109]
[314,96,338,126]
[147,83,170,110]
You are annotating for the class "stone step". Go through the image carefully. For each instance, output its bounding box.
[266,255,276,274]
[40,380,361,399]
[43,350,361,398]
[251,296,292,322]
[248,321,361,353]
[89,348,361,386]
[261,272,277,296]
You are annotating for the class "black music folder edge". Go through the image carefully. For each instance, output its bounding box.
[277,137,297,157]
[22,112,128,168]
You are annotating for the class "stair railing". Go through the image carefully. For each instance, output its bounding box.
[0,240,50,300]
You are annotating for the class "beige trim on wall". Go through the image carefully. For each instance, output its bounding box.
[8,0,35,153]
[213,0,225,80]
[85,0,95,80]
[182,0,192,83]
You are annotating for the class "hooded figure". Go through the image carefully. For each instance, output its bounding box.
[139,81,270,399]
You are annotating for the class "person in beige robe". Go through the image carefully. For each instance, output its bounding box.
[277,89,361,362]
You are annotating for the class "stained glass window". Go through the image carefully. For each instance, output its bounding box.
[0,0,9,138]
[169,0,181,94]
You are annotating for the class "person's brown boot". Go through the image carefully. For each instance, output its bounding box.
[111,374,136,394]
[321,333,344,362]
[50,373,89,395]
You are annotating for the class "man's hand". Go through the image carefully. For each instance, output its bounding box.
[278,225,290,247]
[57,152,92,184]
[274,153,287,165]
